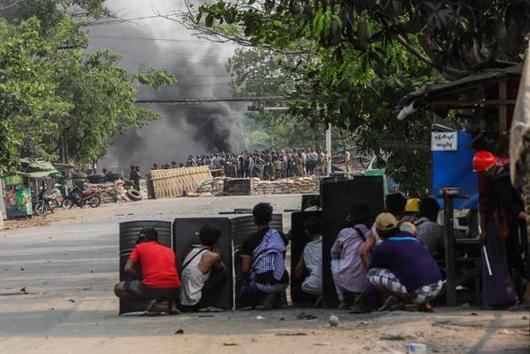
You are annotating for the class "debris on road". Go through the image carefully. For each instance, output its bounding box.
[174,329,184,335]
[380,334,413,341]
[275,332,308,336]
[313,342,330,346]
[405,342,428,353]
[256,315,265,320]
[222,341,238,346]
[297,312,317,320]
[329,315,340,327]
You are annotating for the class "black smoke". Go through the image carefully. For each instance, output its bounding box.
[90,0,245,172]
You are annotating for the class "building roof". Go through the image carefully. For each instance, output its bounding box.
[396,64,523,120]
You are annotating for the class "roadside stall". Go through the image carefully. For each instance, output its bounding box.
[1,159,62,219]
[396,63,524,306]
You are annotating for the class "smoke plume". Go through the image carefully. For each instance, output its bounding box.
[91,0,245,173]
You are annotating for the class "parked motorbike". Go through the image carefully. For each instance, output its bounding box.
[34,190,57,216]
[62,186,101,209]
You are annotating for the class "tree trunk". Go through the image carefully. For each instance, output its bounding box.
[0,213,4,230]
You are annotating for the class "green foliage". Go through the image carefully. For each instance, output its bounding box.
[195,0,530,77]
[0,4,176,173]
[0,17,71,172]
[195,2,445,194]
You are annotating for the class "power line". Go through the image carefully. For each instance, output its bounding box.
[136,97,297,104]
[89,44,234,61]
[90,35,239,45]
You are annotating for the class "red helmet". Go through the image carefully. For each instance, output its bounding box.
[473,151,497,173]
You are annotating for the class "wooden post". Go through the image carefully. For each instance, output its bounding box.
[499,79,508,135]
[442,188,457,306]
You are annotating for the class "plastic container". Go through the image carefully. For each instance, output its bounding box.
[405,343,427,353]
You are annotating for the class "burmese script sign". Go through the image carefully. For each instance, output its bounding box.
[431,132,458,151]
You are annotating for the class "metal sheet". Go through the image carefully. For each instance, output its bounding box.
[231,214,283,308]
[172,217,233,309]
[223,179,252,195]
[119,220,172,315]
[290,211,322,305]
[321,177,385,306]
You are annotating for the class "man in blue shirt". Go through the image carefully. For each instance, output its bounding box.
[367,213,444,311]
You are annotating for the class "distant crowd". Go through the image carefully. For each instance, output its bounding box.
[151,148,341,180]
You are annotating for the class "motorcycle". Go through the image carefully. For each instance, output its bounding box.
[34,190,57,216]
[62,186,101,209]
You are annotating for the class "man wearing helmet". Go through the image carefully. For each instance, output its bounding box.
[473,151,529,309]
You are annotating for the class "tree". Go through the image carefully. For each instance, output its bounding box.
[0,1,176,173]
[185,1,530,194]
[192,0,530,78]
[0,17,71,172]
[227,43,434,193]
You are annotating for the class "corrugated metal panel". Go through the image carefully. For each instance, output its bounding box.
[231,214,283,308]
[172,217,233,309]
[290,211,321,305]
[119,220,172,315]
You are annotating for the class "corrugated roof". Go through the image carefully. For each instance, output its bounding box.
[396,64,523,114]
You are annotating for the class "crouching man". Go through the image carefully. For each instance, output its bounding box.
[294,217,323,305]
[367,213,443,312]
[240,203,289,310]
[114,228,181,315]
[180,225,228,312]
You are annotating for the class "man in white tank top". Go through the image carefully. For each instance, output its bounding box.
[179,225,227,312]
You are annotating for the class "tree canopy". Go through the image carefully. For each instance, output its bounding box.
[193,0,530,77]
[184,0,530,194]
[0,0,176,173]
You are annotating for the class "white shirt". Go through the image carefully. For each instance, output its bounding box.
[301,238,323,295]
[179,248,210,306]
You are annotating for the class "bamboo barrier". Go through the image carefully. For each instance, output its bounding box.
[149,166,212,199]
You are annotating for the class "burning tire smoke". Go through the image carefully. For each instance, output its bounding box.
[91,0,245,172]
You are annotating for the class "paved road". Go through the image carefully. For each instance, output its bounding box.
[0,195,528,354]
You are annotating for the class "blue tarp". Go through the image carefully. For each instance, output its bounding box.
[432,132,478,209]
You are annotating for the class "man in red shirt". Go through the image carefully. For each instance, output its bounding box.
[114,228,181,314]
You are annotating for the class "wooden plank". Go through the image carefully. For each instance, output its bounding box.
[430,99,516,108]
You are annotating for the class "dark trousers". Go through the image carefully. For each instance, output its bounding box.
[196,268,228,308]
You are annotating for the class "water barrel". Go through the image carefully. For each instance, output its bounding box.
[118,220,172,315]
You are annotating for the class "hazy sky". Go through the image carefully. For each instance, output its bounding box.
[91,0,246,172]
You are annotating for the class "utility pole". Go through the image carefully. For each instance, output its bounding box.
[325,123,332,176]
